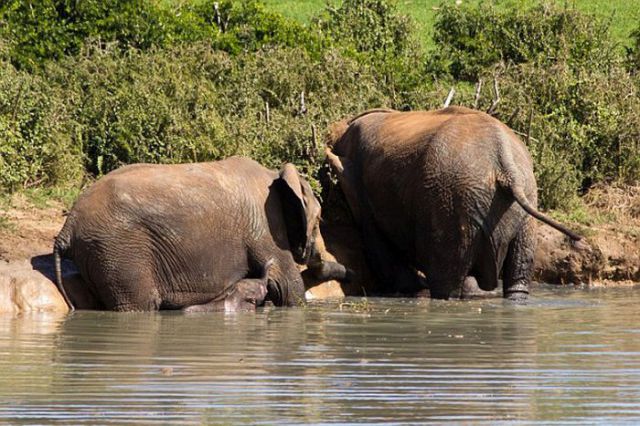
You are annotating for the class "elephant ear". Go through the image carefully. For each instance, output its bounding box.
[277,163,311,263]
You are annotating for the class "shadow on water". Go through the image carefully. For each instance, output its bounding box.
[0,284,639,424]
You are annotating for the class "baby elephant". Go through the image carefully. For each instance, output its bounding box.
[184,259,273,313]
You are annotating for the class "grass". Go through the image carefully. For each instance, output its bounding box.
[0,187,82,211]
[259,0,639,48]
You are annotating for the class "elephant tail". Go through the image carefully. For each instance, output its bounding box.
[510,187,583,243]
[326,108,396,147]
[53,232,75,312]
[497,135,584,244]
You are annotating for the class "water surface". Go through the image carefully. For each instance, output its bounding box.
[1,285,640,424]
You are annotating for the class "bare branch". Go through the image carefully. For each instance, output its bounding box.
[506,107,520,127]
[299,91,307,115]
[443,87,456,108]
[526,108,534,145]
[512,129,539,144]
[264,101,270,124]
[473,79,483,109]
[487,76,500,115]
[311,124,318,156]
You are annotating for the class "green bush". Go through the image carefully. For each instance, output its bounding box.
[430,2,617,81]
[0,0,638,215]
[466,60,640,209]
[630,27,640,71]
[0,0,192,70]
[0,42,393,192]
[314,0,427,103]
[0,61,82,191]
[0,0,329,70]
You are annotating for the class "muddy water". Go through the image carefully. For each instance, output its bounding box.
[1,285,639,424]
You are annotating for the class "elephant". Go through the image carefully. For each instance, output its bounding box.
[325,106,583,300]
[184,258,273,313]
[53,156,350,311]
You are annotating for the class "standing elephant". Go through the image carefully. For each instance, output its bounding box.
[325,107,583,300]
[54,157,349,311]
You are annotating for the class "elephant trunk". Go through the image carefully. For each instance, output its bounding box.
[305,228,352,282]
[266,265,305,307]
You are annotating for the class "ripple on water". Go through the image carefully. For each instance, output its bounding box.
[0,286,639,424]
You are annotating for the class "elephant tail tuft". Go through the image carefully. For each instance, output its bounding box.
[53,227,75,312]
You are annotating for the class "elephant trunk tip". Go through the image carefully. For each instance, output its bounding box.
[571,237,590,252]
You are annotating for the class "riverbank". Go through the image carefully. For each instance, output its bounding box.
[0,185,638,312]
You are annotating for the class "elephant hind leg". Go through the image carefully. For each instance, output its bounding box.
[98,270,162,311]
[423,249,475,300]
[502,219,536,301]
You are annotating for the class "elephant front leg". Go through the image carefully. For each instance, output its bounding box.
[183,278,269,313]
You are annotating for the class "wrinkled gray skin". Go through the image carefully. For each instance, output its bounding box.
[54,157,349,311]
[326,107,583,301]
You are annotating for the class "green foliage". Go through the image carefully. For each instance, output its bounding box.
[0,0,328,70]
[201,1,326,57]
[429,2,640,209]
[0,0,191,70]
[314,0,427,101]
[0,60,82,191]
[629,27,640,71]
[0,0,638,215]
[430,2,617,81]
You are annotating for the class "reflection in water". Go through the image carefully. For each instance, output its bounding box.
[1,285,640,424]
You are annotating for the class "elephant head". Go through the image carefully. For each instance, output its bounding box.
[269,163,351,306]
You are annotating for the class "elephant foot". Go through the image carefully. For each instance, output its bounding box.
[505,291,529,303]
[504,281,529,303]
[458,276,502,299]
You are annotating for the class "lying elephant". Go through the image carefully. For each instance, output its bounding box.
[325,107,583,300]
[54,157,349,311]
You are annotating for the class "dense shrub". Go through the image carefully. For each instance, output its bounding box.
[0,61,82,191]
[480,62,640,209]
[314,0,427,102]
[0,0,327,70]
[0,42,394,191]
[0,0,193,70]
[0,0,638,214]
[630,27,640,72]
[430,3,617,81]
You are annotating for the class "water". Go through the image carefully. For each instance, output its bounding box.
[1,284,640,424]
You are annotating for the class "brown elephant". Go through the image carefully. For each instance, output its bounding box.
[54,157,349,311]
[325,107,583,300]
